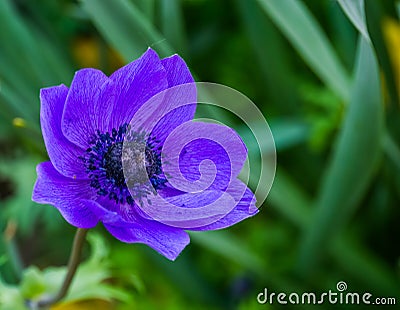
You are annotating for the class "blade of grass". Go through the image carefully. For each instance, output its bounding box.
[144,248,222,305]
[3,222,23,282]
[0,81,37,122]
[337,0,371,42]
[397,1,400,18]
[80,0,174,61]
[0,0,61,85]
[236,0,298,112]
[0,1,41,88]
[332,236,400,296]
[236,119,309,157]
[33,30,74,84]
[328,1,358,70]
[383,132,400,171]
[133,0,155,23]
[160,0,188,55]
[189,231,298,292]
[257,0,350,101]
[190,231,265,273]
[297,36,384,274]
[269,169,400,294]
[365,0,399,106]
[267,169,312,228]
[0,54,38,104]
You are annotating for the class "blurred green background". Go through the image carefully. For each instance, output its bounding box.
[0,0,399,309]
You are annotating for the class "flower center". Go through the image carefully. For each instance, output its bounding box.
[81,124,165,205]
[104,142,125,186]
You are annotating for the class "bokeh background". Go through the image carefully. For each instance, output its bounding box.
[0,0,399,309]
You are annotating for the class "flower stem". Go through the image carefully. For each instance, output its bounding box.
[36,228,88,308]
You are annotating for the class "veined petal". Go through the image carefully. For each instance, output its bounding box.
[62,68,110,148]
[190,179,258,231]
[109,48,168,129]
[162,54,195,87]
[90,197,189,260]
[161,122,247,193]
[136,188,237,229]
[136,177,255,229]
[104,220,190,261]
[32,161,99,228]
[40,85,87,179]
[147,55,197,148]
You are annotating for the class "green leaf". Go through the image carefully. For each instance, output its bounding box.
[0,156,54,234]
[133,0,155,22]
[20,267,46,299]
[332,237,400,296]
[57,234,131,304]
[257,0,350,101]
[160,0,187,54]
[80,0,174,61]
[267,169,400,294]
[189,231,265,273]
[297,36,384,273]
[267,169,312,228]
[269,119,309,151]
[337,0,371,42]
[237,118,308,154]
[13,233,132,305]
[236,0,298,109]
[0,280,26,310]
[189,231,300,292]
[383,133,400,171]
[0,0,74,125]
[0,81,36,122]
[397,1,400,18]
[0,0,66,86]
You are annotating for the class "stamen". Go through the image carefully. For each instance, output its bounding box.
[80,124,166,206]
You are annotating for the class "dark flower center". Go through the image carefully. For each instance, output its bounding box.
[104,142,125,186]
[81,124,166,205]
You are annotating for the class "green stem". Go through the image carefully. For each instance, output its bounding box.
[32,228,88,309]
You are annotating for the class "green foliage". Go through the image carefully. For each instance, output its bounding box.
[338,0,371,42]
[257,0,351,101]
[80,0,174,60]
[298,36,384,273]
[0,234,133,308]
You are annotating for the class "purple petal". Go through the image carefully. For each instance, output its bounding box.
[191,179,258,231]
[136,188,237,229]
[126,83,196,140]
[147,55,197,147]
[104,223,189,261]
[161,122,247,193]
[62,69,110,148]
[40,85,87,179]
[109,48,168,129]
[89,197,190,260]
[162,54,195,87]
[32,162,99,228]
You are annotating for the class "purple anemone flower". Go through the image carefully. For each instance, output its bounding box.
[32,48,257,260]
